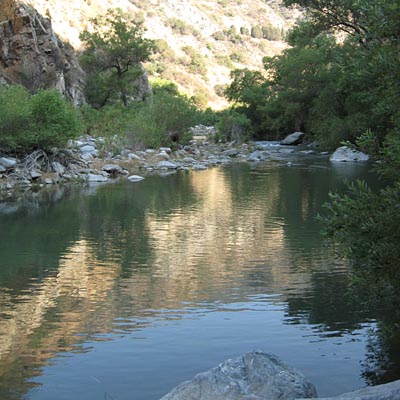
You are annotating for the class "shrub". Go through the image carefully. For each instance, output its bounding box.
[251,26,263,39]
[0,85,81,151]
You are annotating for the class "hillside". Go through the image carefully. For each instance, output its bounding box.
[22,0,300,109]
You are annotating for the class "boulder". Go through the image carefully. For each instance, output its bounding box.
[298,379,400,400]
[280,132,305,145]
[0,157,17,169]
[160,351,317,400]
[156,161,178,170]
[330,146,369,162]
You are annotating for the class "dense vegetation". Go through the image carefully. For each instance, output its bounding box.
[0,85,81,151]
[226,0,400,147]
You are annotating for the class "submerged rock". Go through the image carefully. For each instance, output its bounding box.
[160,351,317,400]
[330,146,369,162]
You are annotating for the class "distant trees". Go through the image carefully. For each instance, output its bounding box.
[79,8,155,108]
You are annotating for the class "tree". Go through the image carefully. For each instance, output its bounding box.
[79,8,155,107]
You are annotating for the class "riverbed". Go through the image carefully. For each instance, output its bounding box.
[0,155,396,400]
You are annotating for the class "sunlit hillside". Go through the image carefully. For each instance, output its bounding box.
[26,0,301,108]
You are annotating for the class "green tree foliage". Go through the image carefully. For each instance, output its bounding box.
[79,8,155,107]
[0,85,81,151]
[227,0,400,146]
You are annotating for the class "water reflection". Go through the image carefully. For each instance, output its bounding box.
[0,161,398,399]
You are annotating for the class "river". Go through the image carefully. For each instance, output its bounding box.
[0,154,398,399]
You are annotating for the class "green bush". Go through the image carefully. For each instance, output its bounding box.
[0,85,81,151]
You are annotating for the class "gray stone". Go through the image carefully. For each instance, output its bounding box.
[157,151,171,160]
[52,161,65,175]
[30,170,42,180]
[160,351,317,400]
[182,157,197,163]
[224,148,239,157]
[330,146,369,162]
[80,145,97,155]
[86,174,108,182]
[102,164,122,174]
[0,157,17,169]
[160,147,172,154]
[247,151,261,162]
[128,153,142,161]
[44,178,53,185]
[280,131,305,145]
[0,165,6,173]
[156,161,178,170]
[128,175,145,182]
[298,379,400,400]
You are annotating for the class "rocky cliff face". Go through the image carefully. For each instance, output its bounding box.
[0,1,86,105]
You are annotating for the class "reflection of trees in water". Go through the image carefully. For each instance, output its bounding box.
[0,163,399,396]
[361,293,400,386]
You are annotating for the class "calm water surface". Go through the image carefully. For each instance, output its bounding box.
[0,155,397,399]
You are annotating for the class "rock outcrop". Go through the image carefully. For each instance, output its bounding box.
[160,351,317,400]
[0,1,85,105]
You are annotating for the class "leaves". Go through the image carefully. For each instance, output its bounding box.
[79,8,155,107]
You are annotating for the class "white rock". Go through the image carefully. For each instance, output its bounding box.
[330,146,369,162]
[128,175,145,182]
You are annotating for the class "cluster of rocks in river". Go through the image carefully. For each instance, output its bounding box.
[0,129,370,198]
[160,351,400,400]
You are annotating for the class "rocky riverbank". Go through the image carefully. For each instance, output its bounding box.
[0,128,334,201]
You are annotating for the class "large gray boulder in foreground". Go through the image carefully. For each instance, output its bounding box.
[329,146,369,162]
[160,351,317,400]
[298,379,400,400]
[280,132,305,145]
